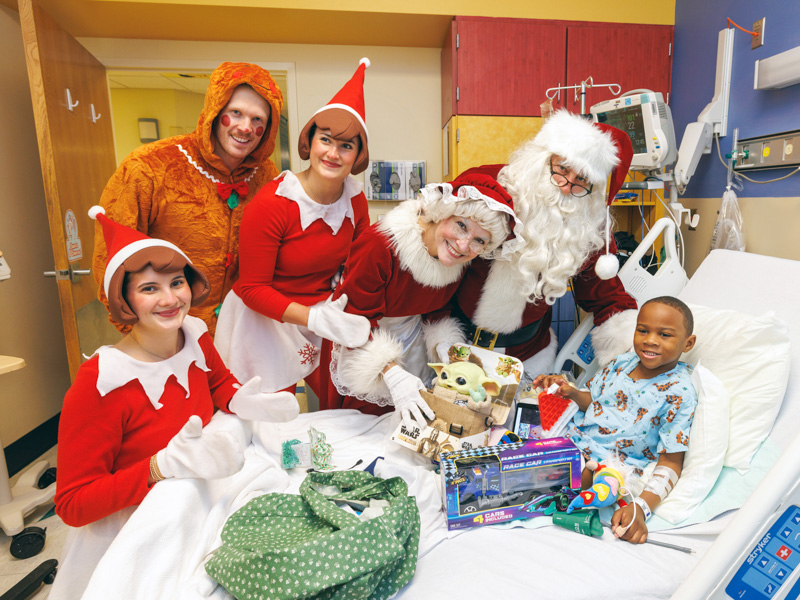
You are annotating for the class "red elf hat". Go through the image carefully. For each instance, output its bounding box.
[298,58,371,174]
[89,206,209,325]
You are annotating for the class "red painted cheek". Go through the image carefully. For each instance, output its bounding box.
[255,126,264,137]
[220,114,231,127]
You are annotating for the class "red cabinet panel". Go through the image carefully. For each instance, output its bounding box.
[564,24,673,114]
[442,17,566,127]
[441,17,674,126]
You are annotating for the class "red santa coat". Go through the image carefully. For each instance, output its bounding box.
[55,317,239,528]
[324,200,467,412]
[455,249,637,361]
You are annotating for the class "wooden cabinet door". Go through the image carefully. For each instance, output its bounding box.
[20,0,119,380]
[564,24,673,114]
[444,17,567,125]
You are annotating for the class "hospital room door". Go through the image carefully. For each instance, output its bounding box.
[19,0,119,381]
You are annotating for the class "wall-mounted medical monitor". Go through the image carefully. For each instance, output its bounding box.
[591,92,677,171]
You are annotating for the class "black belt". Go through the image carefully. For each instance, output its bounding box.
[451,303,542,351]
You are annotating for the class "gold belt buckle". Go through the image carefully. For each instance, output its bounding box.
[472,327,499,351]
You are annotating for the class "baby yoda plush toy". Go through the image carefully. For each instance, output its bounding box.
[429,362,501,415]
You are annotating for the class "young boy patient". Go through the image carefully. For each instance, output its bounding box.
[534,296,697,544]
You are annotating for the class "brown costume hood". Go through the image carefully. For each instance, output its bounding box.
[194,62,284,177]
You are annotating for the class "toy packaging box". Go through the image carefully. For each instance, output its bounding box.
[391,345,523,462]
[440,437,581,530]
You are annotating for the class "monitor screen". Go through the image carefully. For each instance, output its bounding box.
[595,105,648,156]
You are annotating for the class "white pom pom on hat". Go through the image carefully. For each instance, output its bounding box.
[595,252,620,280]
[359,57,370,68]
[88,205,105,220]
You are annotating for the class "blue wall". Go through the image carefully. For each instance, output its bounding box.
[672,0,800,198]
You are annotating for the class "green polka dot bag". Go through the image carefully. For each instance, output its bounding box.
[205,470,420,600]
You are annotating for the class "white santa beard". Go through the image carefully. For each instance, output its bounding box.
[515,181,607,303]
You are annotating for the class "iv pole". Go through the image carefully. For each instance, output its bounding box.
[546,76,621,114]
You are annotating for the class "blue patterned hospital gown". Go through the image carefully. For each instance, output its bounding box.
[564,352,697,475]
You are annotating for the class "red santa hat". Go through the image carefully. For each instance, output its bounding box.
[89,206,210,325]
[533,110,633,279]
[298,58,371,175]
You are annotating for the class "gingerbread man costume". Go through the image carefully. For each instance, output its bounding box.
[92,62,284,336]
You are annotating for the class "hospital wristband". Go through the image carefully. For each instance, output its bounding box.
[634,496,652,520]
[150,454,166,483]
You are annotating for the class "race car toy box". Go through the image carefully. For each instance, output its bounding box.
[440,437,581,531]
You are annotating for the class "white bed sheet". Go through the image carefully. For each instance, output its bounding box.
[79,250,800,600]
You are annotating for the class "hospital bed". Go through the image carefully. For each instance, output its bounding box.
[74,248,798,600]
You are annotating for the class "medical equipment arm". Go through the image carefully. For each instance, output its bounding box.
[674,28,734,193]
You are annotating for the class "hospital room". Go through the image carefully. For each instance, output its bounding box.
[1,0,800,597]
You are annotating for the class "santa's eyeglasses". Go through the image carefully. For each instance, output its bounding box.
[549,158,593,198]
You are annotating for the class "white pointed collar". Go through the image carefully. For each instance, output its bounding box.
[94,316,211,410]
[275,170,360,235]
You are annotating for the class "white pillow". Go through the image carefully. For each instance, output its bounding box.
[654,363,729,523]
[683,305,790,472]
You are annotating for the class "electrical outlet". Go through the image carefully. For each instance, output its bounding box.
[752,18,765,50]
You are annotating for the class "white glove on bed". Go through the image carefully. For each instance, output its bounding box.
[228,376,300,422]
[307,294,371,348]
[435,342,453,364]
[155,415,245,480]
[383,365,435,430]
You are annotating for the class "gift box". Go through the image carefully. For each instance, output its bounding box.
[440,437,581,530]
[391,345,521,462]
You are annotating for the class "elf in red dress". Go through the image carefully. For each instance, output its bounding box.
[325,172,523,429]
[215,59,373,401]
[448,111,639,378]
[52,208,297,599]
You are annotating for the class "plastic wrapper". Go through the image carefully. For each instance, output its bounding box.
[709,189,746,252]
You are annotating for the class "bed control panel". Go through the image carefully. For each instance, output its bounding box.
[724,505,800,599]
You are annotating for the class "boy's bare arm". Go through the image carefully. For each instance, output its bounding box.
[611,451,685,544]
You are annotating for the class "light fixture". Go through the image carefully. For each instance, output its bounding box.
[138,118,159,143]
[754,46,800,90]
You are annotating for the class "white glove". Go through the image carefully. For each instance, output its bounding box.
[155,415,245,480]
[228,376,300,422]
[383,365,435,430]
[435,342,452,364]
[307,294,371,348]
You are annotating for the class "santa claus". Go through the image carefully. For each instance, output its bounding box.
[448,110,638,377]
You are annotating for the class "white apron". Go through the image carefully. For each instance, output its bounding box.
[216,291,324,392]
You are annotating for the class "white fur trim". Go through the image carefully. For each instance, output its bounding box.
[330,328,404,404]
[591,309,638,367]
[379,200,466,288]
[104,238,190,297]
[531,110,619,184]
[422,317,466,362]
[472,259,529,333]
[521,330,559,377]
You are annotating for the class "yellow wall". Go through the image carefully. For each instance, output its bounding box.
[110,88,205,163]
[0,6,71,446]
[83,38,445,186]
[678,196,800,277]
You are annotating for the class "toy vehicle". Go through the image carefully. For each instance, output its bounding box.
[520,486,578,516]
